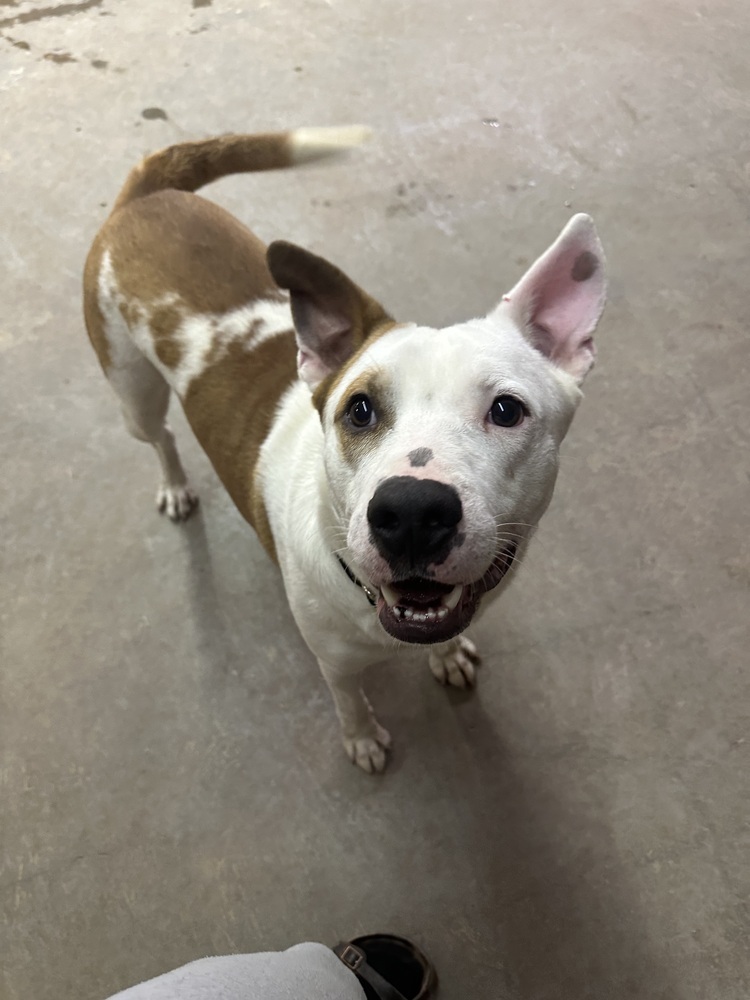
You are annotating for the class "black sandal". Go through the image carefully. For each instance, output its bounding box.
[333,934,437,1000]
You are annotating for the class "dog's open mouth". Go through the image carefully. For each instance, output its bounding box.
[376,544,517,644]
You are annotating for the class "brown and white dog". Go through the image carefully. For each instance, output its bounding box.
[83,127,606,772]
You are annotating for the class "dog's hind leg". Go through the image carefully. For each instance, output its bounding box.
[85,250,197,522]
[107,354,198,521]
[88,314,197,521]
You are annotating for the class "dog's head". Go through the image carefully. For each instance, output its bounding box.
[267,215,606,645]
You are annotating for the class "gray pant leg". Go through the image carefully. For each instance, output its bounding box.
[107,943,366,1000]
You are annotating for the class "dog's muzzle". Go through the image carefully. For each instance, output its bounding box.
[372,544,517,644]
[361,475,517,644]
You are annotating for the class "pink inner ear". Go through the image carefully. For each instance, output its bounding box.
[506,215,606,380]
[534,258,599,350]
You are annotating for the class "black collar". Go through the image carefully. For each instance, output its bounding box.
[336,555,377,606]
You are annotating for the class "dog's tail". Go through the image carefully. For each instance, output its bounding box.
[111,125,371,212]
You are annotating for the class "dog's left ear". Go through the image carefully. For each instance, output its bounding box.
[267,241,392,389]
[499,214,607,383]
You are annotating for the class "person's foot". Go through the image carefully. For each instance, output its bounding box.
[333,934,437,999]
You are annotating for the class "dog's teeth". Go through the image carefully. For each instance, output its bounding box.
[381,584,400,607]
[442,584,464,612]
[413,613,426,623]
[403,608,413,619]
[437,608,448,619]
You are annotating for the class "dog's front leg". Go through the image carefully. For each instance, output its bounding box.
[428,635,482,689]
[317,659,392,774]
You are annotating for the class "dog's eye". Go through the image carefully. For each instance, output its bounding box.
[347,393,376,429]
[489,395,526,428]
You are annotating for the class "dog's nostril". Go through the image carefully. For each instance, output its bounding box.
[373,510,399,532]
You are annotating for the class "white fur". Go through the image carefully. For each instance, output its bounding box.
[290,125,372,163]
[98,250,293,398]
[257,306,587,771]
[164,298,292,397]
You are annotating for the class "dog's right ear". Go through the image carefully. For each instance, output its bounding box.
[267,241,392,389]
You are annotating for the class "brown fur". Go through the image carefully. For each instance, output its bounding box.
[183,332,298,561]
[112,133,295,212]
[83,239,112,371]
[333,368,395,467]
[99,190,280,315]
[311,320,401,414]
[84,131,299,372]
[82,133,311,559]
[150,303,184,370]
[83,130,381,562]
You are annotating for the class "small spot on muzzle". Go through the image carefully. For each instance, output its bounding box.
[408,447,434,468]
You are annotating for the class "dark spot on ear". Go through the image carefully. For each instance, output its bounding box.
[571,250,598,282]
[408,447,433,468]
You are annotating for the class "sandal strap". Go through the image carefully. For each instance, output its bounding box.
[333,943,408,1000]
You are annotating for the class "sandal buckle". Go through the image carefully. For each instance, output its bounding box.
[339,944,365,971]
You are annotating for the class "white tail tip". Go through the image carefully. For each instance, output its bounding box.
[289,125,372,164]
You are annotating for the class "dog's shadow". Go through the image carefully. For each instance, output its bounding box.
[405,676,677,999]
[178,511,242,676]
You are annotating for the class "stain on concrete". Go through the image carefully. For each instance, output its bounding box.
[617,95,640,125]
[91,57,107,68]
[0,0,102,30]
[43,50,77,63]
[192,0,212,6]
[142,107,168,121]
[7,35,30,49]
[386,182,427,219]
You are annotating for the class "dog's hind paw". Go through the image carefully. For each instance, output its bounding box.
[429,635,481,689]
[156,484,199,522]
[344,723,392,774]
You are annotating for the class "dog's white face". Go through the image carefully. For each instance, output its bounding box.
[267,214,606,645]
[319,313,581,643]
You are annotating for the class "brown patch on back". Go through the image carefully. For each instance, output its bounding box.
[84,181,295,562]
[150,303,184,369]
[183,331,298,562]
[105,189,280,315]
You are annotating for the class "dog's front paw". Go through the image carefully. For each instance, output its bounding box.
[156,484,199,522]
[343,723,392,774]
[429,635,481,689]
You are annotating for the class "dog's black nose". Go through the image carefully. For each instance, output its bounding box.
[367,476,463,568]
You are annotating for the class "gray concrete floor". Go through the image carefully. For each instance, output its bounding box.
[1,1,749,998]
